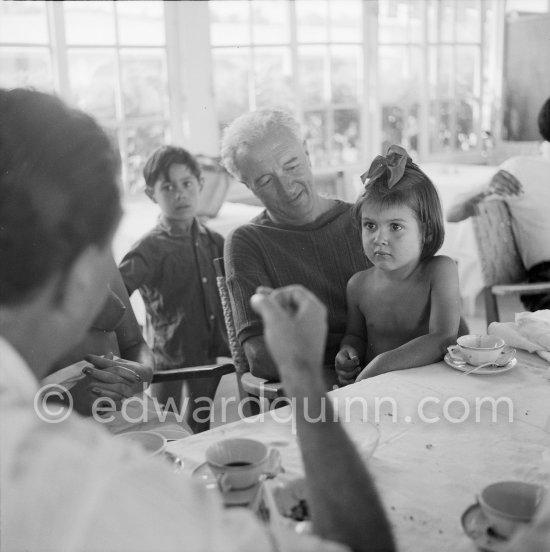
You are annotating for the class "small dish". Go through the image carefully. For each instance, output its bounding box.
[461,503,510,552]
[444,353,517,375]
[114,430,166,456]
[192,462,262,506]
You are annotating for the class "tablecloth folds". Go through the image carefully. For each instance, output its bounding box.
[489,310,550,364]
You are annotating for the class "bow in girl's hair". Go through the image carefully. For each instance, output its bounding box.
[360,145,410,189]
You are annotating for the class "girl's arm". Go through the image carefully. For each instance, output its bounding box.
[356,257,460,380]
[336,274,367,385]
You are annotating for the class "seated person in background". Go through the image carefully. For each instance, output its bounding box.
[336,146,460,384]
[48,255,153,416]
[446,96,550,312]
[46,256,191,437]
[119,146,228,433]
[221,109,369,383]
[1,87,395,552]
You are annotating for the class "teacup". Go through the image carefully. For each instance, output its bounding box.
[206,437,281,492]
[447,334,509,366]
[478,481,545,538]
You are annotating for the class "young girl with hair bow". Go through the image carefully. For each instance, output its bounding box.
[335,145,461,383]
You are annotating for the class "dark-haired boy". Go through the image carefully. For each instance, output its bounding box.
[119,146,228,433]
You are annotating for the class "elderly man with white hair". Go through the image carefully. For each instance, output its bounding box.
[221,109,368,382]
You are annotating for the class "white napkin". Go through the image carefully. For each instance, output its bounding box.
[488,310,550,364]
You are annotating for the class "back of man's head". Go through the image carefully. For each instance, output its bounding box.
[0,88,121,306]
[538,96,550,142]
[220,109,302,180]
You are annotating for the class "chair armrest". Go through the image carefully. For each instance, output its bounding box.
[152,363,235,383]
[492,282,550,296]
[240,372,285,401]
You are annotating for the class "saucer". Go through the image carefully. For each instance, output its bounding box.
[444,354,517,375]
[461,503,510,552]
[192,462,262,506]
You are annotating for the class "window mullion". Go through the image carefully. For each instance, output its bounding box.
[113,5,128,191]
[47,1,70,98]
[419,0,430,160]
[289,0,303,127]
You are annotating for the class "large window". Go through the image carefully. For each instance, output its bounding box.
[0,1,171,192]
[210,0,364,168]
[2,0,549,186]
[209,0,512,168]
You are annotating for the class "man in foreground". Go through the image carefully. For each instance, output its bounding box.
[0,88,394,551]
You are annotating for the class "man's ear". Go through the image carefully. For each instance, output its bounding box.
[145,187,156,203]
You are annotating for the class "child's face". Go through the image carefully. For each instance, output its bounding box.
[146,163,203,223]
[360,202,423,272]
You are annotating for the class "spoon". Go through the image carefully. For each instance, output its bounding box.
[462,356,512,375]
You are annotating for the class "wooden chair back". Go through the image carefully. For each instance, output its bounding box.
[213,257,284,410]
[471,199,526,287]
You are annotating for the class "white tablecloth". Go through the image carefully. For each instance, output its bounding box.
[168,351,550,552]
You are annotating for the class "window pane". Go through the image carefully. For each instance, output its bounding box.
[455,47,478,97]
[117,1,165,46]
[299,46,327,105]
[0,1,49,44]
[0,48,53,90]
[251,1,290,44]
[120,50,168,118]
[329,1,362,43]
[212,48,250,130]
[427,0,438,43]
[254,48,293,110]
[455,100,476,150]
[379,46,422,105]
[304,110,328,168]
[331,45,361,104]
[429,100,451,151]
[456,1,480,42]
[333,109,360,165]
[64,1,116,45]
[125,123,169,191]
[68,50,117,119]
[210,1,250,46]
[296,0,329,43]
[440,0,455,43]
[379,46,422,152]
[429,45,453,98]
[379,0,423,44]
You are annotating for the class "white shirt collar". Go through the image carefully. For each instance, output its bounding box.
[0,335,39,403]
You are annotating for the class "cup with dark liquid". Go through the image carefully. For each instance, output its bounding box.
[205,437,281,491]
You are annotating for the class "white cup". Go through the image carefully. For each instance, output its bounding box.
[206,437,281,491]
[478,481,545,538]
[447,334,508,366]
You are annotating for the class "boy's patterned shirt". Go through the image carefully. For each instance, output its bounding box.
[119,216,228,370]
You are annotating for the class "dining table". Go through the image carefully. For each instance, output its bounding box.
[167,349,550,551]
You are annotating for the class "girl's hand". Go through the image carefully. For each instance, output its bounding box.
[335,348,361,386]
